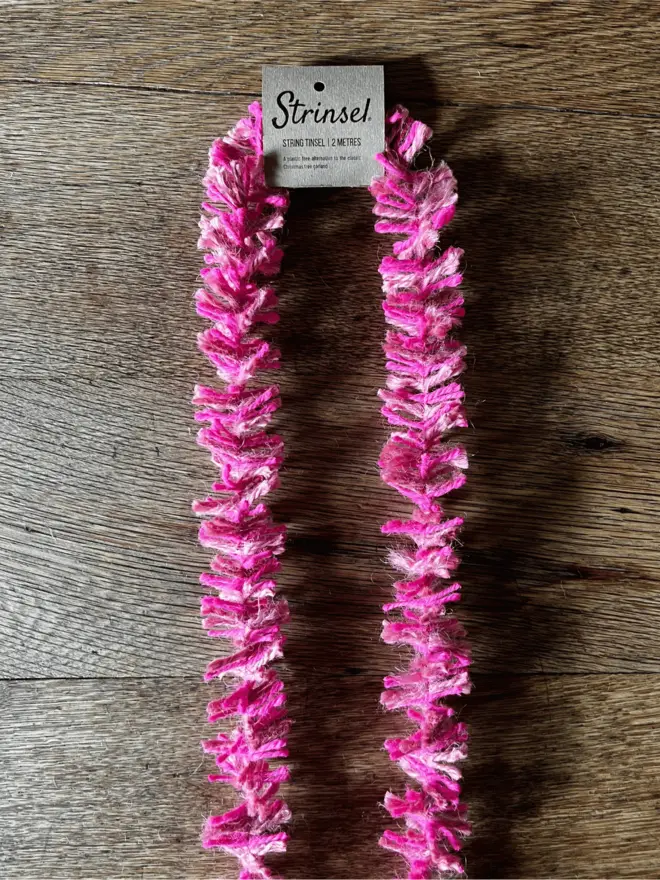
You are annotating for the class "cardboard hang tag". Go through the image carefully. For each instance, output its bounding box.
[262,65,384,188]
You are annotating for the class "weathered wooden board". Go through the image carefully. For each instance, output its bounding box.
[1,1,659,114]
[0,89,658,383]
[1,89,659,678]
[2,2,660,876]
[0,374,659,678]
[0,675,658,879]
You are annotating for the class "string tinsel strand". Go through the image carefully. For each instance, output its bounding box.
[370,106,472,879]
[193,101,291,880]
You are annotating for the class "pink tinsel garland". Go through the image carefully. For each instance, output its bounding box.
[371,107,471,878]
[193,102,291,880]
[193,102,471,880]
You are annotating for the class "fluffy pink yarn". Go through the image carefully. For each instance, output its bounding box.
[193,100,472,880]
[193,102,291,880]
[370,108,472,879]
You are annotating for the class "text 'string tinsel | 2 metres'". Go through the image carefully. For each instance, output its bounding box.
[192,100,471,880]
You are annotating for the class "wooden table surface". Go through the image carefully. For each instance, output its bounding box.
[2,3,659,878]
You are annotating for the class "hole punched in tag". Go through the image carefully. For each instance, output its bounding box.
[313,81,325,92]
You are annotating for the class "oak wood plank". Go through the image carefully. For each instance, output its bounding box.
[0,375,659,678]
[1,88,659,384]
[1,1,659,115]
[0,675,658,879]
[2,4,660,877]
[1,90,659,676]
[2,3,660,878]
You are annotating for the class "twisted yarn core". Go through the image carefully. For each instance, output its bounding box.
[193,102,471,880]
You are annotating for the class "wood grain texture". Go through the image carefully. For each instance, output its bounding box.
[2,1,660,877]
[1,373,659,679]
[1,1,660,114]
[1,675,659,879]
[1,92,659,677]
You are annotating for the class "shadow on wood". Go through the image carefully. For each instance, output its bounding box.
[448,123,582,877]
[274,179,389,878]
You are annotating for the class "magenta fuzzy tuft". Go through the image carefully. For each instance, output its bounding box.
[370,107,472,879]
[193,102,291,880]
